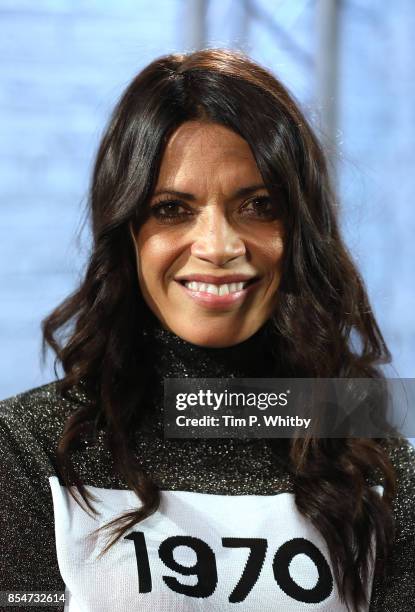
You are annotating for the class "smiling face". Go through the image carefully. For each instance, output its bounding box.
[130,120,285,347]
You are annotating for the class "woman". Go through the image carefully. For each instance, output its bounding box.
[0,49,414,612]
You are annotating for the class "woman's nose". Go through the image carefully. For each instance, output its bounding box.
[190,207,246,266]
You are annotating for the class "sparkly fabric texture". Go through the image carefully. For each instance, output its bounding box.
[0,322,414,611]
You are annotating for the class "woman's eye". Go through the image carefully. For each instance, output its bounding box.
[150,200,191,222]
[240,196,279,219]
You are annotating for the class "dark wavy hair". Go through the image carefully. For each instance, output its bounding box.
[42,49,396,611]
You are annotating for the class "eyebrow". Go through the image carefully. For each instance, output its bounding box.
[152,184,267,201]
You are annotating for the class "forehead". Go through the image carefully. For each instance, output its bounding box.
[155,120,263,190]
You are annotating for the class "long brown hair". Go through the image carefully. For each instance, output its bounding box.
[42,49,396,611]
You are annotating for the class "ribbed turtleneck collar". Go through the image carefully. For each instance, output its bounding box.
[142,318,280,380]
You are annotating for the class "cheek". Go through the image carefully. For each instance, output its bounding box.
[270,238,284,269]
[251,230,284,271]
[136,229,180,285]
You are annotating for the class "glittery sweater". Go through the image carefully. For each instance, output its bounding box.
[0,324,415,611]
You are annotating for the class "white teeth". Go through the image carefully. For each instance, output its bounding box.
[230,282,244,292]
[183,281,249,294]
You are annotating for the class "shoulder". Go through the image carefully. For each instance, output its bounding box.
[0,380,85,455]
[381,437,415,540]
[382,436,415,484]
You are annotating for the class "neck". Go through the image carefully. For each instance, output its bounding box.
[143,318,280,379]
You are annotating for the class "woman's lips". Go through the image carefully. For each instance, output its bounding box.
[175,278,261,309]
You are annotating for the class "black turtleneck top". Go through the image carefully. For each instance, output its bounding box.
[0,323,414,611]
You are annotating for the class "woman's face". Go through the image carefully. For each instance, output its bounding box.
[131,120,284,347]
